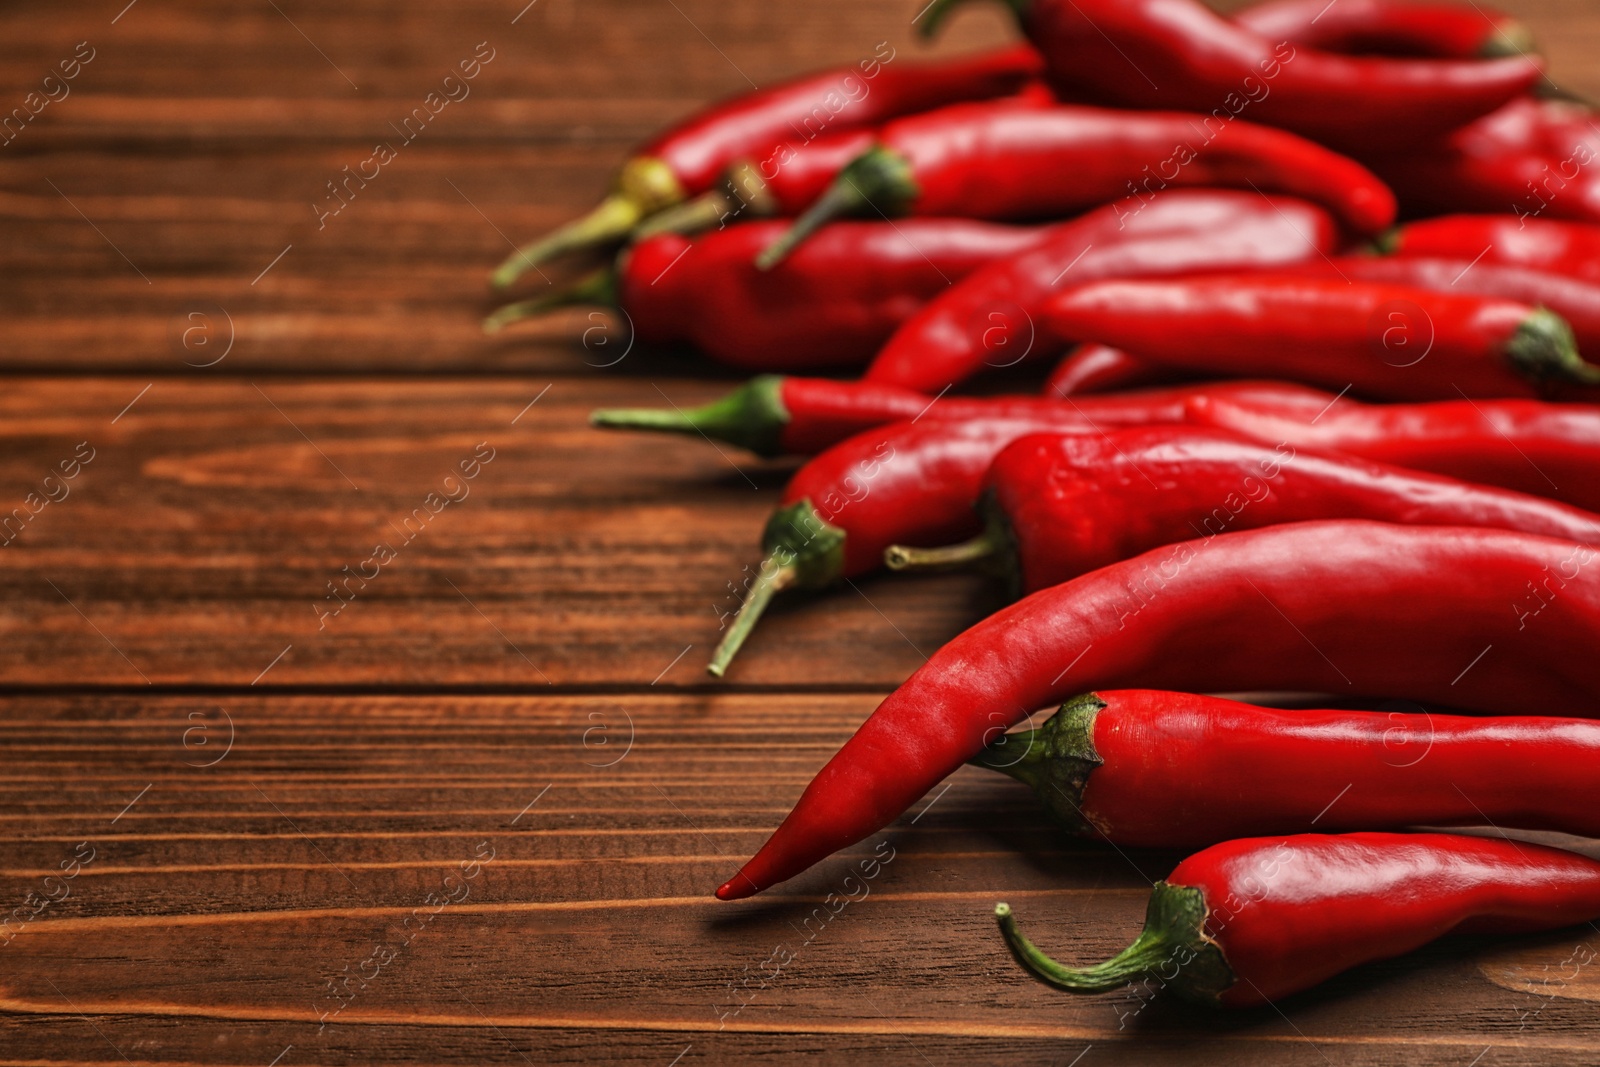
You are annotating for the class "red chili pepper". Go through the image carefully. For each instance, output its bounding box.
[1362,97,1600,224]
[919,0,1542,155]
[996,832,1600,1007]
[1041,274,1600,400]
[976,690,1600,849]
[1383,214,1600,282]
[598,376,1600,513]
[885,426,1600,594]
[1233,0,1533,58]
[1184,385,1600,513]
[489,44,1042,286]
[754,103,1394,267]
[717,521,1600,899]
[1042,343,1183,397]
[593,377,1311,457]
[637,88,1061,239]
[865,190,1341,393]
[483,219,1046,370]
[701,406,1189,677]
[1296,255,1600,354]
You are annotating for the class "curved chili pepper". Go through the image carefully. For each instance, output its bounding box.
[1362,97,1600,224]
[635,87,1061,240]
[1042,274,1600,400]
[754,103,1394,267]
[1297,255,1600,353]
[592,376,1245,458]
[489,44,1043,286]
[717,521,1600,899]
[1184,386,1600,512]
[998,832,1600,1007]
[1043,343,1181,397]
[920,0,1542,155]
[1383,214,1600,282]
[885,426,1600,593]
[483,219,1045,370]
[865,190,1341,393]
[976,690,1600,849]
[1233,0,1533,58]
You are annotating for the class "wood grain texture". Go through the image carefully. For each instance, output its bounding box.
[6,0,1600,1061]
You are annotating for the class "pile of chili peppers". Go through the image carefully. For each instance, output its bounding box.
[490,0,1600,1016]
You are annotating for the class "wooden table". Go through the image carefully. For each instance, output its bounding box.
[5,2,1600,1063]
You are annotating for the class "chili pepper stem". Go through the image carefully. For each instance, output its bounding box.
[884,533,998,572]
[1482,18,1536,58]
[589,376,790,457]
[917,0,1029,38]
[634,161,778,242]
[997,885,1232,1002]
[969,692,1103,835]
[755,146,920,270]
[491,157,686,290]
[708,561,797,678]
[482,266,619,334]
[1505,308,1600,387]
[707,500,848,677]
[630,190,737,242]
[997,902,1177,992]
[885,490,1024,592]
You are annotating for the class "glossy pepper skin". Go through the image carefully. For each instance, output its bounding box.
[998,832,1600,1007]
[591,376,1244,458]
[920,0,1542,156]
[1384,215,1600,283]
[490,43,1043,285]
[755,103,1394,266]
[865,190,1341,393]
[597,377,1600,511]
[1183,385,1600,512]
[638,88,1062,239]
[1042,274,1599,401]
[1043,344,1182,397]
[1233,0,1533,58]
[693,382,1359,675]
[1363,98,1600,224]
[977,691,1600,848]
[703,409,1181,677]
[717,521,1600,899]
[484,219,1046,370]
[885,427,1600,593]
[1299,255,1600,354]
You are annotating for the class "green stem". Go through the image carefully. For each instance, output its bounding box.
[967,692,1103,835]
[491,156,685,290]
[916,0,1030,37]
[630,189,739,242]
[633,161,779,241]
[1506,307,1600,387]
[707,560,796,678]
[482,266,618,334]
[967,726,1044,783]
[754,146,919,271]
[491,194,642,290]
[883,532,998,572]
[996,902,1182,994]
[707,500,848,678]
[1481,17,1536,58]
[588,376,790,457]
[998,884,1233,1004]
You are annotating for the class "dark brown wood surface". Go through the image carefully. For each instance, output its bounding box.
[4,1,1600,1063]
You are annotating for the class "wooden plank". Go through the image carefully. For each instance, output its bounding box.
[0,376,1001,687]
[3,692,1600,1066]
